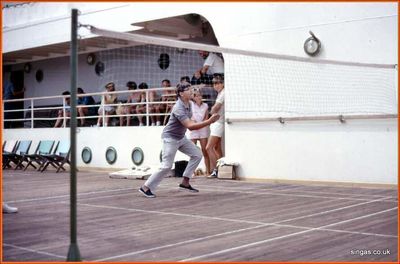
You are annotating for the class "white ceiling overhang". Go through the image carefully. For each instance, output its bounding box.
[2,3,213,65]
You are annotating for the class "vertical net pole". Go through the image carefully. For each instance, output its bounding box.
[66,8,81,262]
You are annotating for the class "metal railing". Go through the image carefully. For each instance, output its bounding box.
[226,114,398,124]
[5,85,394,128]
[2,85,216,129]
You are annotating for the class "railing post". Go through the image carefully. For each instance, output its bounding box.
[62,97,67,128]
[146,90,149,126]
[31,99,34,129]
[102,97,105,126]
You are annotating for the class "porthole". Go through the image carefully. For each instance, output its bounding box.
[105,147,117,164]
[81,147,92,164]
[157,53,170,70]
[35,69,43,82]
[131,147,144,166]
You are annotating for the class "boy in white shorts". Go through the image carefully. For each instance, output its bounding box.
[206,75,225,177]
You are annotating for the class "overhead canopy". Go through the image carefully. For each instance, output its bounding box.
[3,13,217,65]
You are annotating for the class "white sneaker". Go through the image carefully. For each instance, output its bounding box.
[3,203,18,214]
[151,123,156,126]
[139,123,144,126]
[156,121,161,126]
[207,169,218,178]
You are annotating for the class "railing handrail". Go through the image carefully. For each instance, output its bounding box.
[2,86,179,103]
[2,84,214,128]
[226,114,398,124]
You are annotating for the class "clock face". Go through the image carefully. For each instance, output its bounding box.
[304,37,321,56]
[86,53,96,65]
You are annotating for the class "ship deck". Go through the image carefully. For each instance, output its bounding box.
[2,169,398,262]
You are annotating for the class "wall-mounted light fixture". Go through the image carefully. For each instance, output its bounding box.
[24,63,32,73]
[304,31,321,56]
[86,53,96,65]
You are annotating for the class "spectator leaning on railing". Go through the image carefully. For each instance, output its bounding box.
[97,82,117,127]
[54,91,71,128]
[77,87,96,127]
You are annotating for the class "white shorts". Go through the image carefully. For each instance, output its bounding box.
[210,122,224,137]
[99,105,115,114]
[188,126,210,140]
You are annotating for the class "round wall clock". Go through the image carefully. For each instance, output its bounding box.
[86,53,96,65]
[304,31,321,56]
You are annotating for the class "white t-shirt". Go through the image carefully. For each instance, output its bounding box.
[204,53,224,74]
[188,101,210,139]
[190,101,209,123]
[215,89,225,124]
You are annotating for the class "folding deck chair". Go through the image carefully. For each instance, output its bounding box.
[2,140,18,169]
[2,140,18,154]
[3,140,32,169]
[22,140,55,171]
[40,140,71,173]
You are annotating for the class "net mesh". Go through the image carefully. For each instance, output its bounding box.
[225,54,397,118]
[94,44,205,93]
[87,27,397,119]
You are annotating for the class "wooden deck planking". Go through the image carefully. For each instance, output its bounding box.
[2,169,398,262]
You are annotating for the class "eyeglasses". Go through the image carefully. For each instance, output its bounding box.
[212,82,222,85]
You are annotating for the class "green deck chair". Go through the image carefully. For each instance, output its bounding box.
[21,140,55,171]
[4,140,32,169]
[40,140,70,173]
[2,140,19,169]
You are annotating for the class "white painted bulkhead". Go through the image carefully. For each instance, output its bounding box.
[2,2,398,185]
[3,127,192,169]
[225,119,397,185]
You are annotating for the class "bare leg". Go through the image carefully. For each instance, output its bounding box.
[155,105,161,125]
[54,114,62,128]
[97,109,102,126]
[127,107,134,126]
[105,114,110,126]
[199,138,211,175]
[215,138,223,160]
[126,113,130,126]
[78,107,88,126]
[206,136,222,172]
[150,106,157,125]
[136,106,144,125]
